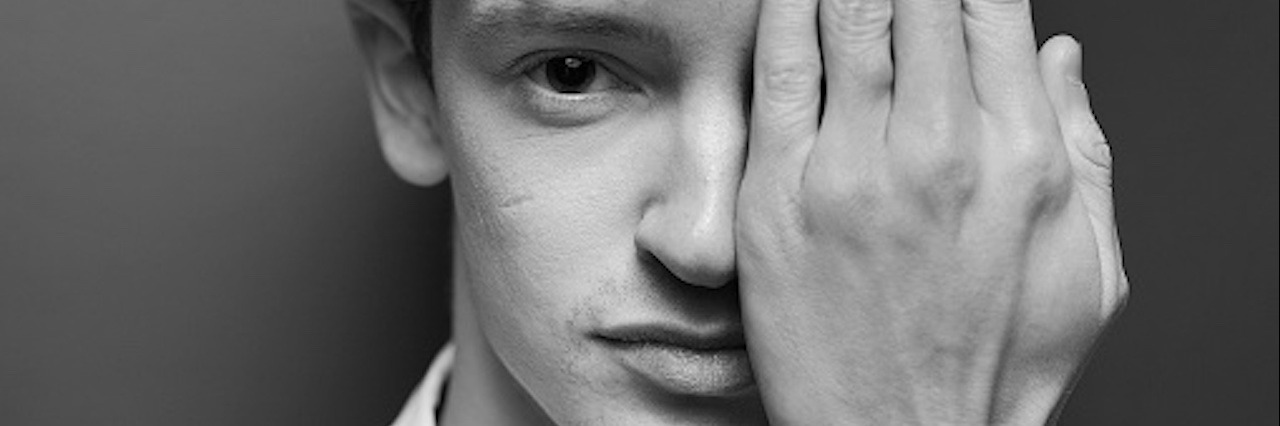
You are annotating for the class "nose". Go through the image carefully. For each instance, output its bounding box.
[635,87,745,289]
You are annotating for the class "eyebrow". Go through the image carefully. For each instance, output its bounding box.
[461,1,674,52]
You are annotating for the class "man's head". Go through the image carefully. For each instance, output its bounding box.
[348,1,765,424]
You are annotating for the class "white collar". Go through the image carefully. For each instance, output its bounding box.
[389,343,455,426]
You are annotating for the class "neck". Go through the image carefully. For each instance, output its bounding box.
[438,237,555,426]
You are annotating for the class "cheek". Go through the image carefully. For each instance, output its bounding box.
[440,88,669,406]
[440,84,667,303]
[451,126,644,332]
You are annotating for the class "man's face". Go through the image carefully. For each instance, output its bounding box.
[431,0,765,424]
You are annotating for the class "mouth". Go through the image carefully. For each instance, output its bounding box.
[592,323,754,397]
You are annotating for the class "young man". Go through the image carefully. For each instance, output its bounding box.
[347,0,1128,424]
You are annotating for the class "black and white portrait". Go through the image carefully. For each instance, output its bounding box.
[2,1,1275,425]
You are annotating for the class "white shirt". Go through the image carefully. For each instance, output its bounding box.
[389,343,455,426]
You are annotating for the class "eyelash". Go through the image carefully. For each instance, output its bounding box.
[512,50,645,126]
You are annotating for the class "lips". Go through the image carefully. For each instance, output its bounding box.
[593,323,754,397]
[595,323,746,350]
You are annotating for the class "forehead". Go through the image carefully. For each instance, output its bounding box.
[439,0,760,60]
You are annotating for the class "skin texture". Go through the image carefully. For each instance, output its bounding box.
[739,1,1127,424]
[346,0,1127,424]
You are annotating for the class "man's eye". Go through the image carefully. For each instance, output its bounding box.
[528,55,621,94]
[515,52,644,126]
[545,56,596,93]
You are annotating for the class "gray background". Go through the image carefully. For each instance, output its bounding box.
[2,1,1275,425]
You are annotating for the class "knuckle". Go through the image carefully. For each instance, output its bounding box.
[822,0,892,44]
[758,58,823,104]
[802,164,890,236]
[1000,130,1074,212]
[919,154,980,204]
[1007,135,1058,179]
[902,143,980,214]
[893,112,999,217]
[807,165,886,215]
[906,120,980,191]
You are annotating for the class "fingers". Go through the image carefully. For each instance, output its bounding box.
[1039,35,1127,318]
[892,0,972,109]
[753,0,823,161]
[1039,35,1111,192]
[964,0,1046,114]
[819,0,893,115]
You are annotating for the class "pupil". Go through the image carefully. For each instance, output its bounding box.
[546,56,596,93]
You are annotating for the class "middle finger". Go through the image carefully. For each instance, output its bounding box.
[892,0,974,110]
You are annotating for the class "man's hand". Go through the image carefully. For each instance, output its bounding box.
[736,0,1128,424]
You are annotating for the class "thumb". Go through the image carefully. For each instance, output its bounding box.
[1040,34,1129,319]
[1041,35,1113,199]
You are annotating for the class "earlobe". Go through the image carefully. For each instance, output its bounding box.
[347,0,448,187]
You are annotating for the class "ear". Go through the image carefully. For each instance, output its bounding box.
[346,0,447,186]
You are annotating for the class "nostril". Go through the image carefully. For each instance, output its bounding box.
[636,224,736,289]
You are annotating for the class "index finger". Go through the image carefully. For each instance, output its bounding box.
[752,0,822,162]
[964,0,1045,114]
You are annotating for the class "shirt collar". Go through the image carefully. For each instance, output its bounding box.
[389,342,454,426]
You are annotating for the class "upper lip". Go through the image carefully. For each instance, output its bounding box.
[592,323,746,351]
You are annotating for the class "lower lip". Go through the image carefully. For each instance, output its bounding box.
[601,340,754,396]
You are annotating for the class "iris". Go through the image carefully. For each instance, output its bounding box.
[545,55,597,93]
